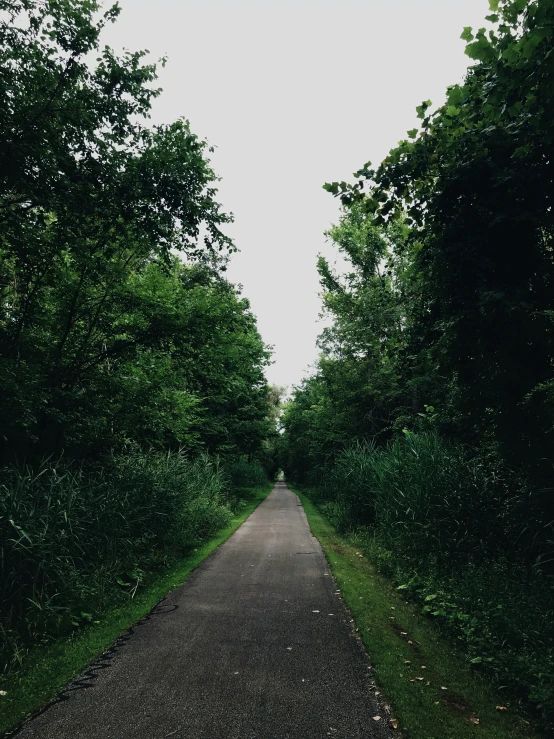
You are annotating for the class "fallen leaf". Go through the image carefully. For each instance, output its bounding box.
[400,631,408,635]
[404,660,411,665]
[0,691,6,697]
[470,717,480,725]
[434,701,439,705]
[496,706,508,711]
[441,686,448,690]
[312,610,320,613]
[416,677,424,681]
[390,719,399,729]
[372,716,381,721]
[408,640,413,645]
[409,679,415,683]
[421,665,427,669]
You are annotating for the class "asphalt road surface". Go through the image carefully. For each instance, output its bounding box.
[16,482,392,739]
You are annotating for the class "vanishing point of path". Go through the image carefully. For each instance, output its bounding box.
[16,482,392,739]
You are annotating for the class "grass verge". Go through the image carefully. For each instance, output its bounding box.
[0,482,273,738]
[292,486,543,739]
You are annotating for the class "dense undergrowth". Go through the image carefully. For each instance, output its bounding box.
[0,454,270,678]
[293,434,554,731]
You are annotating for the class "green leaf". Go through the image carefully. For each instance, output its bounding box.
[446,85,464,106]
[397,584,408,590]
[465,37,496,62]
[407,128,418,139]
[446,106,460,117]
[425,594,438,601]
[485,13,499,22]
[488,0,499,9]
[416,100,432,120]
[470,656,482,664]
[460,27,474,42]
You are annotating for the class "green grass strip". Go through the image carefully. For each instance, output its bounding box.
[0,482,273,738]
[293,486,542,739]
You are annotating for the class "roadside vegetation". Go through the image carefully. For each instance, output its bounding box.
[295,489,541,739]
[280,0,554,733]
[0,480,272,737]
[0,1,278,730]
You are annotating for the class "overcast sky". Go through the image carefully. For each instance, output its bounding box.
[102,0,489,390]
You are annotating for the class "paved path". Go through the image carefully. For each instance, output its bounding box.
[17,482,391,739]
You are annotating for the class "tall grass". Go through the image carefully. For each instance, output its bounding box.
[0,452,258,673]
[323,433,518,559]
[298,432,554,728]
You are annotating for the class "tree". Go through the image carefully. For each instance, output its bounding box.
[324,0,554,476]
[0,1,272,463]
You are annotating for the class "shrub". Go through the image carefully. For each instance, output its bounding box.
[0,451,233,671]
[324,433,516,561]
[225,457,269,491]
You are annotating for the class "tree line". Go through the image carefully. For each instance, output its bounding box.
[279,0,554,729]
[0,0,277,677]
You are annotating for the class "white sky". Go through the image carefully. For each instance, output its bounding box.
[102,0,489,391]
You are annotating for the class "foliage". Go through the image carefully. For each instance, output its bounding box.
[0,452,236,671]
[324,0,554,480]
[281,0,554,727]
[354,532,554,731]
[0,0,276,693]
[293,436,554,728]
[0,0,273,465]
[297,489,542,739]
[225,457,271,491]
[0,485,272,738]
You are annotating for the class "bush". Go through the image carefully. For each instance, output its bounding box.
[322,433,517,561]
[0,452,233,672]
[225,457,269,491]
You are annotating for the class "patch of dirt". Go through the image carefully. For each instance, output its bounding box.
[391,622,425,660]
[390,623,478,725]
[327,542,347,555]
[442,690,479,724]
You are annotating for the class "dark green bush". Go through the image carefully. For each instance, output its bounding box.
[0,452,233,672]
[320,433,517,560]
[225,457,270,491]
